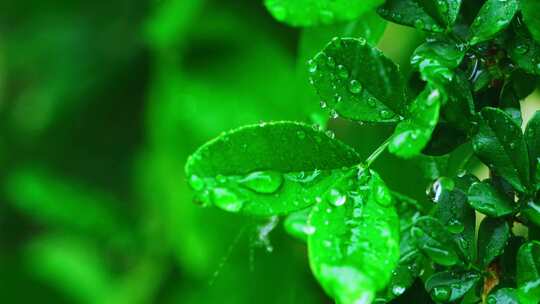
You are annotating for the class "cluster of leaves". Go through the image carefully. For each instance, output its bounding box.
[186,0,540,303]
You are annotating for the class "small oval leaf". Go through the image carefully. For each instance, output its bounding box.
[185,121,360,216]
[309,37,408,123]
[308,168,400,304]
[469,0,519,45]
[468,181,516,217]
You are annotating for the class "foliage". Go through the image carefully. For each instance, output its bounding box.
[186,0,540,303]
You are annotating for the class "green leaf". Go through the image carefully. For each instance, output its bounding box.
[522,0,540,43]
[425,271,481,303]
[283,207,313,241]
[526,111,540,184]
[477,217,510,268]
[308,168,400,304]
[507,24,540,75]
[442,72,476,133]
[472,107,530,193]
[523,199,540,227]
[411,216,459,266]
[264,0,384,27]
[434,175,477,262]
[377,193,425,301]
[469,0,519,45]
[468,181,516,217]
[410,39,466,88]
[389,88,441,158]
[487,288,519,304]
[415,0,462,28]
[423,123,468,156]
[309,37,408,122]
[377,0,444,32]
[500,236,526,286]
[5,169,126,240]
[185,121,360,216]
[517,241,540,304]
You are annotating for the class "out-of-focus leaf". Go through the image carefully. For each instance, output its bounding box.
[477,217,510,268]
[309,37,408,122]
[468,181,516,217]
[5,169,126,240]
[264,0,384,27]
[526,111,540,183]
[308,169,399,304]
[507,21,540,75]
[472,107,530,193]
[469,0,519,45]
[185,122,360,216]
[377,0,444,32]
[389,88,441,158]
[423,123,467,156]
[25,235,113,304]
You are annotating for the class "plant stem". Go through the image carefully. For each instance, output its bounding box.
[362,137,391,168]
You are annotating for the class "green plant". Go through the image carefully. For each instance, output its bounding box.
[185,1,540,303]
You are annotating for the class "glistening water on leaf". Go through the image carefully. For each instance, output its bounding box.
[308,168,399,304]
[185,121,360,216]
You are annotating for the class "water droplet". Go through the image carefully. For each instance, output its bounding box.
[325,130,335,139]
[515,43,529,55]
[329,110,339,119]
[327,56,336,68]
[379,110,392,119]
[327,188,347,207]
[240,171,283,194]
[297,130,306,139]
[337,65,349,79]
[331,36,341,48]
[414,19,425,29]
[392,285,406,296]
[189,175,205,191]
[447,219,464,234]
[320,100,327,108]
[308,60,318,73]
[375,183,392,207]
[349,80,362,94]
[431,286,451,302]
[211,188,244,212]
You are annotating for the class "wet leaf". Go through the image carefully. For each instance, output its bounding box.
[526,111,540,186]
[308,169,400,304]
[522,0,540,43]
[472,107,530,193]
[425,271,481,303]
[468,181,516,217]
[477,217,510,268]
[185,121,360,216]
[377,0,444,32]
[389,88,441,158]
[309,37,408,122]
[517,241,540,304]
[411,216,459,266]
[264,0,384,27]
[487,288,519,304]
[469,0,519,45]
[415,0,462,28]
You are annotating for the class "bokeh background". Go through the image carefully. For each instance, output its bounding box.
[1,1,538,303]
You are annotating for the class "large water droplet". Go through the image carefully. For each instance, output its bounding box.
[337,65,349,79]
[240,171,283,194]
[349,80,362,94]
[189,175,205,191]
[212,188,244,212]
[327,188,347,207]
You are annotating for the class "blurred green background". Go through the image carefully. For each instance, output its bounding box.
[1,1,536,303]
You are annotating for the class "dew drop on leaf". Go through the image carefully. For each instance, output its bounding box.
[239,171,284,194]
[189,175,205,191]
[326,188,347,207]
[211,188,244,212]
[348,79,362,94]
